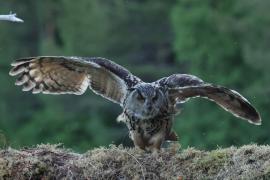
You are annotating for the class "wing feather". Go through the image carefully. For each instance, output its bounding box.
[9,56,141,104]
[157,74,204,88]
[169,84,261,125]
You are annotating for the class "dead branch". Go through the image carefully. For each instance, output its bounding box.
[0,13,23,23]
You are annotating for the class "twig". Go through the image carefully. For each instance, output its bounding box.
[0,13,24,23]
[121,150,146,180]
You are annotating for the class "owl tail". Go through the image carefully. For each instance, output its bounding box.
[169,84,261,125]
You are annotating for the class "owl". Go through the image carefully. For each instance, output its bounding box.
[9,56,261,152]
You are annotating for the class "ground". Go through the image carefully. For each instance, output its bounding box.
[0,143,270,179]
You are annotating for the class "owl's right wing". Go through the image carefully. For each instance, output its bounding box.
[9,56,141,105]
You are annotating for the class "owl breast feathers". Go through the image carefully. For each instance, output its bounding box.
[9,56,261,152]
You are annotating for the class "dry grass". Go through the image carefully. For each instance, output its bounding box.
[0,143,270,179]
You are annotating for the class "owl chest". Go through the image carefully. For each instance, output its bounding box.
[125,113,171,140]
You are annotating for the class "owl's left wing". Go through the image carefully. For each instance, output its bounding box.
[157,74,205,88]
[9,56,141,105]
[168,84,261,125]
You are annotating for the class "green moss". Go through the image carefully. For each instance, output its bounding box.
[196,149,230,175]
[0,158,10,178]
[0,144,270,179]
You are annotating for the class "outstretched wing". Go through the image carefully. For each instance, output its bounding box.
[157,74,204,88]
[168,84,261,125]
[9,56,141,105]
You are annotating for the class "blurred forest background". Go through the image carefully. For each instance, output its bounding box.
[0,0,269,152]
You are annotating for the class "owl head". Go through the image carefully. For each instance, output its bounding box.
[124,83,168,119]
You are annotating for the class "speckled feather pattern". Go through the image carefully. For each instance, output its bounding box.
[9,56,141,104]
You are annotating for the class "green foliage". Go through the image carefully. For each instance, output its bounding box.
[0,0,269,151]
[171,0,270,149]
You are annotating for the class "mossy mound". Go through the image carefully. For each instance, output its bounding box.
[0,144,270,179]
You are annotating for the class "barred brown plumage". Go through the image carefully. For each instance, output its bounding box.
[9,56,261,152]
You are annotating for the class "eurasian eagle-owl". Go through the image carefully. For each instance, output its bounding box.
[9,56,261,152]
